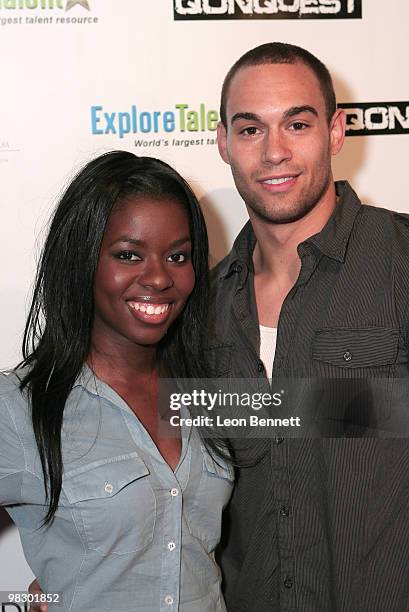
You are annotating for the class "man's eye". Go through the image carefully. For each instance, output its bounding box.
[240,126,259,136]
[115,251,141,261]
[167,252,187,263]
[290,122,308,131]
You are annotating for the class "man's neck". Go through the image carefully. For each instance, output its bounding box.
[251,180,337,285]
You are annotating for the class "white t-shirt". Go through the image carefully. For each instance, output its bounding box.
[259,325,277,378]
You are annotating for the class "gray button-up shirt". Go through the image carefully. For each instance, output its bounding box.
[208,182,409,611]
[0,367,233,611]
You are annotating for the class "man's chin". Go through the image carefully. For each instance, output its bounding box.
[249,201,317,225]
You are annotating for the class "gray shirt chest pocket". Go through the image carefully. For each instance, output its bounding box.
[311,328,407,430]
[312,327,402,370]
[62,452,156,555]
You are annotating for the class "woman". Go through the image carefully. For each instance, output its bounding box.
[0,151,233,611]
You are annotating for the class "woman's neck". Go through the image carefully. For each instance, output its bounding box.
[87,339,158,387]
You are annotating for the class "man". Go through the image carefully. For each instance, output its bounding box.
[209,43,409,611]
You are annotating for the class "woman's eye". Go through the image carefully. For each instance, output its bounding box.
[167,252,187,263]
[115,251,141,261]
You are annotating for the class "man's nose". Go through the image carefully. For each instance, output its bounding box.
[138,258,174,291]
[262,129,292,165]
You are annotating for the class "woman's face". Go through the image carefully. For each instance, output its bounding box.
[92,195,195,353]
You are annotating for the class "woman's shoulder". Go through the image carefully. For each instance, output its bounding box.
[0,369,21,391]
[0,369,34,503]
[0,370,34,470]
[0,368,30,413]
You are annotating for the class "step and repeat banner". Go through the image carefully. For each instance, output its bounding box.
[1,0,408,596]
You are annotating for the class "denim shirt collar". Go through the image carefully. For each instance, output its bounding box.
[72,363,193,451]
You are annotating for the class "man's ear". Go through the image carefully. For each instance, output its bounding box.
[330,108,346,156]
[217,121,230,165]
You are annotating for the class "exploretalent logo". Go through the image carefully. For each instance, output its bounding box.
[342,102,409,136]
[0,0,98,26]
[91,103,219,149]
[90,101,409,150]
[173,0,362,20]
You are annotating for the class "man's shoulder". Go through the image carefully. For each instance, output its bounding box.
[358,198,408,222]
[358,202,409,244]
[210,220,254,289]
[210,252,232,285]
[337,182,409,235]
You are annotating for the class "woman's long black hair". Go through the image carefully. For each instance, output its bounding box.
[19,151,209,524]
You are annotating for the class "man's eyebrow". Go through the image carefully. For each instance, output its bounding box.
[230,112,261,125]
[230,106,318,125]
[283,105,318,119]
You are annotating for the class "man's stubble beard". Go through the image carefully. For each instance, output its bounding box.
[231,156,333,226]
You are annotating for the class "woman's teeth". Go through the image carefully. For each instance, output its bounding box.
[129,302,170,315]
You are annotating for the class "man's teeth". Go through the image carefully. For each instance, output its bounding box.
[264,176,293,185]
[129,302,170,314]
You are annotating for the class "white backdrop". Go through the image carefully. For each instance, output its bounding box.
[0,0,408,594]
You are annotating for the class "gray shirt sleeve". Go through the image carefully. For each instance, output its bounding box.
[0,394,25,505]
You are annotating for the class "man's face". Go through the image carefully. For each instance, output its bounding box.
[217,61,345,224]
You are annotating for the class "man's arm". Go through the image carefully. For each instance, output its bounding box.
[28,579,48,612]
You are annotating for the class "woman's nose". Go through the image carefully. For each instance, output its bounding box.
[137,258,174,291]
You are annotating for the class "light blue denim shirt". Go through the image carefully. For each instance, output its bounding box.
[0,368,233,611]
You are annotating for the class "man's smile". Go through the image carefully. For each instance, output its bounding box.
[258,174,300,193]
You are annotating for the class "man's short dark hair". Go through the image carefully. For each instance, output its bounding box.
[220,42,337,127]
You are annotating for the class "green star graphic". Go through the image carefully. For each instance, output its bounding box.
[66,0,91,11]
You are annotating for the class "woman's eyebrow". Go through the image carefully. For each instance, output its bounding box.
[108,236,144,247]
[168,237,191,248]
[108,236,191,248]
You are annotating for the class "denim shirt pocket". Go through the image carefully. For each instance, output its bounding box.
[62,452,156,555]
[185,447,234,552]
